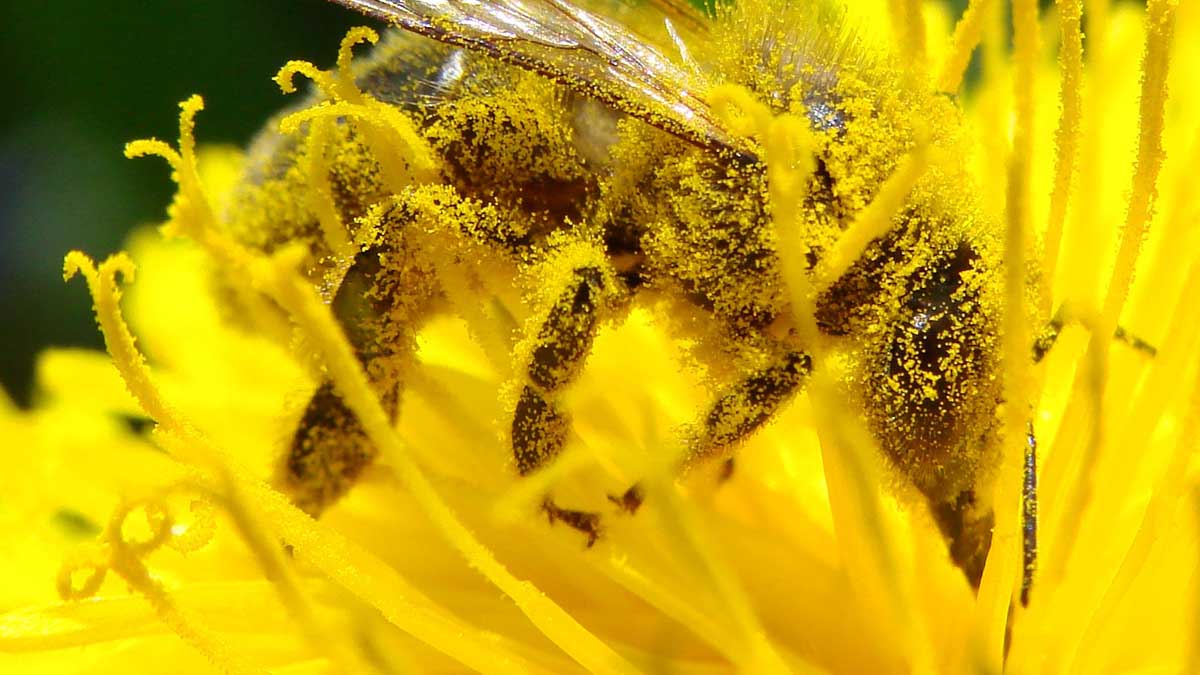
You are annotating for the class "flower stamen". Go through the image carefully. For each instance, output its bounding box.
[1040,0,1085,314]
[936,0,994,94]
[276,28,438,193]
[1044,0,1178,592]
[56,493,263,675]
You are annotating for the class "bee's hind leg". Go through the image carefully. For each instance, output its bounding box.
[511,258,619,545]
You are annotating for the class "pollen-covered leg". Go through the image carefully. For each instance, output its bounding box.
[280,228,432,515]
[685,350,812,467]
[284,380,398,515]
[609,349,810,517]
[511,261,616,541]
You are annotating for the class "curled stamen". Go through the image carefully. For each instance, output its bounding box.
[63,252,176,428]
[77,90,552,670]
[168,498,218,554]
[335,27,379,97]
[275,59,336,96]
[112,499,173,556]
[274,28,437,194]
[279,99,438,184]
[53,492,260,673]
[124,96,224,249]
[56,544,110,601]
[274,27,376,104]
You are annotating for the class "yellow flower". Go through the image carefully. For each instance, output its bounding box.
[1,0,1197,673]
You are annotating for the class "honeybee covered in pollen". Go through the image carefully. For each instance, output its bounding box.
[220,0,1024,597]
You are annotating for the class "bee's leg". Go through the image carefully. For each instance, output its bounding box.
[541,497,601,547]
[689,351,813,462]
[610,459,736,517]
[929,490,994,589]
[1024,302,1160,601]
[608,483,644,514]
[1020,421,1038,606]
[1033,305,1157,362]
[609,350,811,516]
[930,428,1036,602]
[511,264,612,544]
[283,379,398,516]
[280,240,415,516]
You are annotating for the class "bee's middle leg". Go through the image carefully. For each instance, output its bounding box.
[1023,307,1157,603]
[512,264,614,544]
[613,349,812,514]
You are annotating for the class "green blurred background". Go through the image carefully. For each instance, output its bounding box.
[0,1,361,405]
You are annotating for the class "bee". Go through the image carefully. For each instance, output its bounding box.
[222,0,1021,595]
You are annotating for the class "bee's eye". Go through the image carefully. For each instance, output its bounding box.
[870,241,993,464]
[882,242,984,384]
[906,242,978,315]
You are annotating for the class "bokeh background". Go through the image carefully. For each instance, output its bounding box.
[0,1,359,406]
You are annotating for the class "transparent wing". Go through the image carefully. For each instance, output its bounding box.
[330,0,741,152]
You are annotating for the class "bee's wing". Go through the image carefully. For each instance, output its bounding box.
[330,0,742,153]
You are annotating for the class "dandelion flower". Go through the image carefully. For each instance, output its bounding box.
[2,0,1197,673]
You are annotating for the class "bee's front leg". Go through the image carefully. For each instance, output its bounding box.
[280,230,428,516]
[284,378,398,516]
[511,260,617,545]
